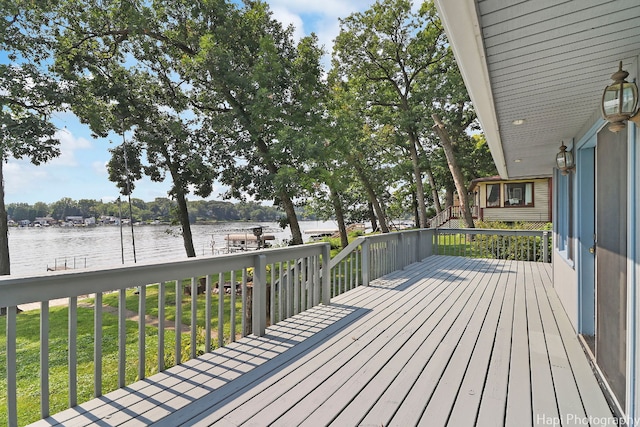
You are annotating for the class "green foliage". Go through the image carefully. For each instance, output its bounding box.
[437,224,551,262]
[6,198,287,223]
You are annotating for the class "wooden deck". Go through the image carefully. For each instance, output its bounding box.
[31,256,614,427]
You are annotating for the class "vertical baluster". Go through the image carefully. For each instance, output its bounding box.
[94,293,103,396]
[230,270,236,342]
[349,254,353,290]
[361,240,370,286]
[218,272,224,349]
[205,275,212,352]
[302,257,308,309]
[322,244,331,305]
[292,261,301,318]
[190,277,197,360]
[308,256,313,309]
[118,289,126,387]
[307,256,313,306]
[175,279,182,364]
[7,306,17,427]
[519,235,523,260]
[69,296,77,407]
[295,258,301,314]
[278,262,283,322]
[330,263,335,297]
[241,269,247,337]
[463,233,467,257]
[356,247,360,287]
[41,301,50,417]
[338,260,342,296]
[158,282,166,371]
[270,264,275,325]
[138,285,146,379]
[314,255,321,306]
[285,260,296,318]
[345,254,350,291]
[252,254,267,336]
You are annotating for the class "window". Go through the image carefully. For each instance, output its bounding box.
[556,170,574,261]
[486,183,500,207]
[504,182,534,207]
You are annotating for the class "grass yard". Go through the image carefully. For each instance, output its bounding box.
[0,286,244,427]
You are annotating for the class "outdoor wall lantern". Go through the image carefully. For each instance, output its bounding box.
[556,142,575,175]
[602,61,639,132]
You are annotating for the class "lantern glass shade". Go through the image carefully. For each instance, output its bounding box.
[602,62,639,132]
[556,144,574,171]
[602,81,638,117]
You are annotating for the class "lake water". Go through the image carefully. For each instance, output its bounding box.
[7,220,338,276]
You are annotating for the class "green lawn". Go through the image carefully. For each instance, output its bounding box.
[0,286,244,427]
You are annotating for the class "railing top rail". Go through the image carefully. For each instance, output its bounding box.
[329,229,435,270]
[0,243,328,308]
[329,236,366,269]
[436,228,548,237]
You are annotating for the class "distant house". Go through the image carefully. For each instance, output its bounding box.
[470,176,552,225]
[99,215,120,225]
[34,217,55,226]
[65,216,84,225]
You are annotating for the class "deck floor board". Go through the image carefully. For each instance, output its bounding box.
[30,256,613,427]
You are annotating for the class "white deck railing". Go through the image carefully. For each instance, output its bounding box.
[1,243,330,427]
[2,227,550,426]
[328,229,435,290]
[435,228,551,263]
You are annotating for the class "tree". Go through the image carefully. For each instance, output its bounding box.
[170,3,325,244]
[432,114,474,228]
[332,0,448,228]
[43,0,325,246]
[0,65,63,273]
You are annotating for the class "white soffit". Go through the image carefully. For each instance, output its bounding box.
[434,0,509,179]
[435,0,640,179]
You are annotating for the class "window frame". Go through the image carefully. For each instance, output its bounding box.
[485,183,501,208]
[503,182,535,208]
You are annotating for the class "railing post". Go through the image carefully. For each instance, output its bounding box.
[253,254,267,336]
[543,231,550,263]
[433,229,439,255]
[362,239,370,286]
[322,244,331,305]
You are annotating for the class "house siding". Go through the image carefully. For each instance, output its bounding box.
[478,178,551,222]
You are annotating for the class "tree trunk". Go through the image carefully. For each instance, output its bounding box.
[354,165,389,233]
[329,186,349,249]
[425,164,442,214]
[175,189,196,257]
[281,191,303,245]
[445,186,454,209]
[368,202,378,232]
[407,134,428,228]
[432,114,475,228]
[0,160,9,275]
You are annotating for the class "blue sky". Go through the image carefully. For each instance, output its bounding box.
[3,0,388,205]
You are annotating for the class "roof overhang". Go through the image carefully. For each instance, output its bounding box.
[434,0,508,178]
[434,0,640,179]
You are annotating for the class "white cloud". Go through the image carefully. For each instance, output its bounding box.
[92,160,108,176]
[3,163,50,197]
[270,6,306,41]
[265,0,377,70]
[267,0,373,18]
[49,128,93,167]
